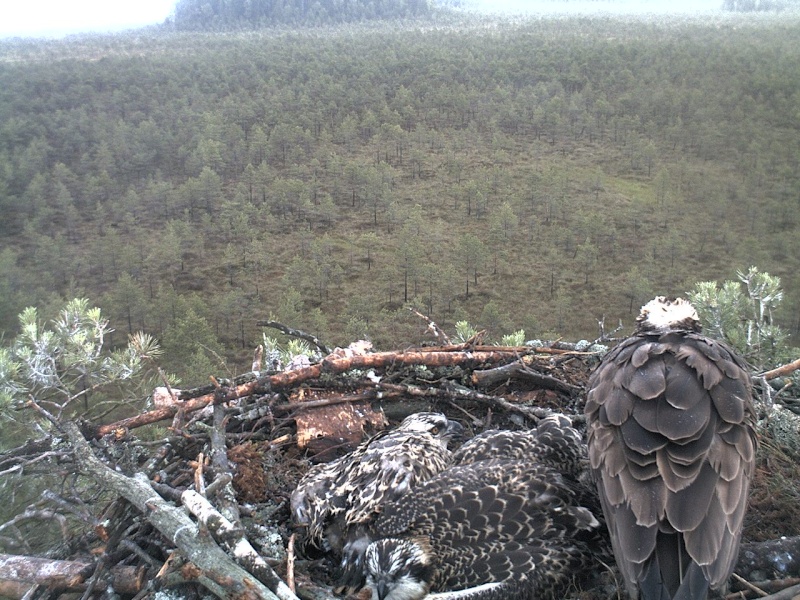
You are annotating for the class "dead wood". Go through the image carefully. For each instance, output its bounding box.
[0,553,145,597]
[761,358,800,381]
[59,420,285,600]
[182,490,298,600]
[736,536,800,582]
[727,582,800,600]
[269,349,533,389]
[256,320,332,355]
[5,339,800,600]
[96,349,541,437]
[209,402,241,524]
[470,359,582,395]
[406,307,452,345]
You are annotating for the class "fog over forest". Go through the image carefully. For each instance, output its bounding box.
[462,0,722,14]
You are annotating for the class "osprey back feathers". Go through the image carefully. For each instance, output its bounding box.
[452,414,586,478]
[360,417,601,600]
[363,458,599,600]
[586,296,757,600]
[290,412,463,554]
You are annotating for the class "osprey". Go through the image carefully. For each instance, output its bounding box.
[452,414,586,478]
[360,418,600,600]
[291,412,463,558]
[585,296,757,600]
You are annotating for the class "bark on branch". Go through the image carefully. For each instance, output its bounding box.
[0,553,145,597]
[182,490,299,600]
[470,360,582,395]
[96,349,546,437]
[256,320,331,355]
[736,535,800,582]
[60,420,285,600]
[761,357,800,381]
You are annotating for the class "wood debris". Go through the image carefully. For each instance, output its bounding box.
[0,338,798,600]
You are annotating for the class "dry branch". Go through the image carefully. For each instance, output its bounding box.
[182,490,299,600]
[736,536,800,582]
[0,553,145,597]
[97,349,535,437]
[761,358,800,381]
[269,349,529,389]
[4,337,800,600]
[60,420,284,600]
[733,582,800,600]
[470,360,582,395]
[406,307,452,345]
[256,320,331,355]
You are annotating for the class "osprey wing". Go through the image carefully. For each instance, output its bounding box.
[586,326,756,600]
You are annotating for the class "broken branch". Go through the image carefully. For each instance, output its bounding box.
[0,553,145,596]
[61,420,283,600]
[182,490,299,600]
[256,321,331,355]
[760,358,800,381]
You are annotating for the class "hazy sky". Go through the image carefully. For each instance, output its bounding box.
[0,0,176,39]
[465,0,721,14]
[0,0,725,39]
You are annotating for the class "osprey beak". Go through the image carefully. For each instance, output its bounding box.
[375,580,389,600]
[445,419,465,441]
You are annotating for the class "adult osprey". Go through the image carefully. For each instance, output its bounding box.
[290,412,463,558]
[359,417,600,600]
[585,296,757,600]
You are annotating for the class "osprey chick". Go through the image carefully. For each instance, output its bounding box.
[452,414,586,478]
[291,412,462,557]
[585,296,757,600]
[361,418,600,600]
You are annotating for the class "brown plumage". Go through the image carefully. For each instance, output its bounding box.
[362,459,599,600]
[290,412,462,563]
[357,417,601,600]
[585,297,757,600]
[451,414,586,478]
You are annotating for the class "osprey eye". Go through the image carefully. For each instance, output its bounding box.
[431,426,439,434]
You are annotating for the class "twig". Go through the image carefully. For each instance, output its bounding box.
[406,307,452,345]
[191,452,206,495]
[0,510,69,543]
[287,533,296,594]
[256,321,331,355]
[594,316,625,345]
[729,582,800,600]
[470,360,581,395]
[182,490,300,600]
[96,347,576,437]
[731,573,768,597]
[375,381,553,423]
[62,418,283,599]
[252,345,264,372]
[209,402,240,524]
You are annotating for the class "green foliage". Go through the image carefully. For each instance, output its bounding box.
[261,334,320,369]
[688,267,791,370]
[0,299,159,433]
[453,320,478,344]
[1,17,800,372]
[160,308,226,384]
[499,329,526,347]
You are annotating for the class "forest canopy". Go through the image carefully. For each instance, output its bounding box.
[171,0,434,29]
[0,13,799,381]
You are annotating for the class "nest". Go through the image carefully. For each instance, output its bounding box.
[1,341,799,600]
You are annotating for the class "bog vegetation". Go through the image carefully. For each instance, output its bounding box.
[1,6,799,384]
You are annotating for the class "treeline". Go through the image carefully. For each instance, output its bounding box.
[0,16,799,380]
[171,0,433,29]
[723,0,800,10]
